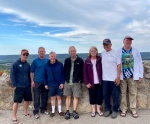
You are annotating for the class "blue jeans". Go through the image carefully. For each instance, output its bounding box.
[103,81,120,112]
[33,82,48,114]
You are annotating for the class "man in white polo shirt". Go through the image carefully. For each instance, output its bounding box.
[101,39,121,119]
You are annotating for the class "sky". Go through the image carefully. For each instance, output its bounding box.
[0,0,150,55]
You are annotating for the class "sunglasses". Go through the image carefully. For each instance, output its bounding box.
[23,53,29,56]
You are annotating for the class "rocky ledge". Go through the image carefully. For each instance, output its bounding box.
[0,61,150,113]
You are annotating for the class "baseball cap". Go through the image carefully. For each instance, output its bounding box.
[21,49,29,54]
[103,39,111,45]
[124,36,134,40]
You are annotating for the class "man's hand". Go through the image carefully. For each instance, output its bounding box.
[31,81,35,88]
[45,85,48,90]
[114,76,120,86]
[138,77,142,83]
[59,84,64,89]
[12,87,16,90]
[86,83,91,88]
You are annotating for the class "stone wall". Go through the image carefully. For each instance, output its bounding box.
[0,61,150,113]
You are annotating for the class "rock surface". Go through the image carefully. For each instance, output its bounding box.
[0,61,150,113]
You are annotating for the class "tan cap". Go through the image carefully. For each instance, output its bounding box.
[124,36,134,40]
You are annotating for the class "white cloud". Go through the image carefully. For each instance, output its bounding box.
[0,0,150,53]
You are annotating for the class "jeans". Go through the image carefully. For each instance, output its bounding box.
[33,82,48,114]
[103,81,120,112]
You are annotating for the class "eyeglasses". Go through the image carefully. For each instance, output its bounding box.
[23,53,29,56]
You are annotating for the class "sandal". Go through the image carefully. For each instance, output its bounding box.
[13,119,19,124]
[24,113,31,117]
[131,111,138,118]
[91,112,96,117]
[120,111,126,117]
[97,111,104,116]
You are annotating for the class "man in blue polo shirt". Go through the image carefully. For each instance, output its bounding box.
[30,47,49,119]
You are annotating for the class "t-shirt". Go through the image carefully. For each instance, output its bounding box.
[102,49,121,81]
[30,57,48,82]
[91,59,99,84]
[69,60,74,85]
[122,47,134,79]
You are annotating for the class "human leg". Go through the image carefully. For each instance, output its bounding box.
[120,80,128,113]
[13,103,19,121]
[128,78,138,117]
[111,82,120,112]
[33,83,41,115]
[40,83,48,113]
[13,87,24,121]
[103,81,111,111]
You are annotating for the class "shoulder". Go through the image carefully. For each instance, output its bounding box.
[12,61,19,68]
[76,56,83,62]
[32,58,39,63]
[96,56,101,61]
[57,60,63,65]
[64,57,71,62]
[132,47,139,52]
[117,48,122,52]
[84,57,90,63]
[44,58,49,61]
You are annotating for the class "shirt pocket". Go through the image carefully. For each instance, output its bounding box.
[108,55,116,63]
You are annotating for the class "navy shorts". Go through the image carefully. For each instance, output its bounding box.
[14,86,32,103]
[48,86,63,97]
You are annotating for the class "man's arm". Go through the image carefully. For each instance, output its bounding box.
[30,72,35,87]
[114,64,121,85]
[10,63,17,87]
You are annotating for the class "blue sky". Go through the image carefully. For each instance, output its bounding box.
[0,0,150,55]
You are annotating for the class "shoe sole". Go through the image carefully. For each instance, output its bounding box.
[65,117,70,119]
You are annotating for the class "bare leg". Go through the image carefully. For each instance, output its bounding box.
[57,96,62,106]
[24,101,29,115]
[91,104,96,113]
[96,105,100,112]
[66,96,71,110]
[51,96,56,113]
[13,103,19,120]
[73,97,78,111]
[57,96,62,113]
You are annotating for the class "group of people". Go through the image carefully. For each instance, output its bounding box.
[10,35,143,124]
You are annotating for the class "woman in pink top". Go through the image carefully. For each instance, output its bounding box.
[84,46,103,117]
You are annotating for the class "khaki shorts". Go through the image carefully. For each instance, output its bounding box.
[63,82,82,98]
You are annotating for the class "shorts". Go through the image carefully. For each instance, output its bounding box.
[14,86,32,103]
[63,82,82,97]
[48,86,63,97]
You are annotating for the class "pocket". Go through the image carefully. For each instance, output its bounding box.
[108,56,116,63]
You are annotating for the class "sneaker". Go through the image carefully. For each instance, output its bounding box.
[72,111,79,119]
[59,112,64,116]
[34,113,39,119]
[44,111,49,115]
[111,111,117,119]
[104,111,112,117]
[65,111,70,120]
[40,110,49,115]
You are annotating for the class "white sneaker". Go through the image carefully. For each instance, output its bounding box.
[44,111,49,115]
